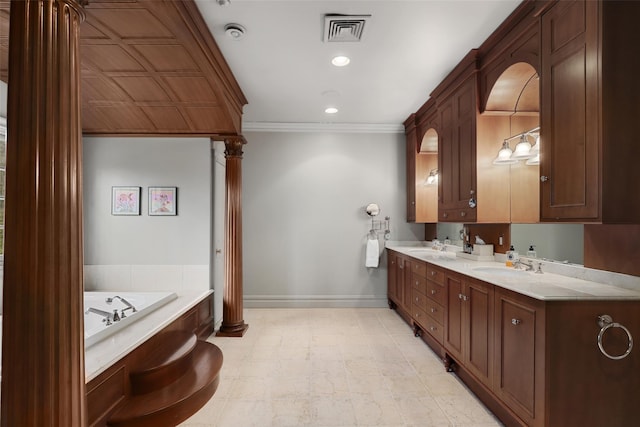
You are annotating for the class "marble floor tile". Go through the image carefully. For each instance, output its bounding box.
[180,308,504,427]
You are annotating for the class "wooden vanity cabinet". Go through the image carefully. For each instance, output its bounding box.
[386,251,415,317]
[444,273,494,388]
[540,0,640,222]
[494,287,545,426]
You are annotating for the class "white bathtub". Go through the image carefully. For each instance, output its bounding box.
[84,291,177,348]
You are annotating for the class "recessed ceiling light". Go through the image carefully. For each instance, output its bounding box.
[325,107,338,114]
[331,56,350,67]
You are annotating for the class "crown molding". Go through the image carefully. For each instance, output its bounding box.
[242,121,404,134]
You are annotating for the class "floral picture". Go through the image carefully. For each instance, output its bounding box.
[149,187,177,216]
[111,186,141,215]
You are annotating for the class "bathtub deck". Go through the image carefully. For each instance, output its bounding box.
[85,290,213,382]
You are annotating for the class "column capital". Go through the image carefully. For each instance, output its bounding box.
[223,135,247,158]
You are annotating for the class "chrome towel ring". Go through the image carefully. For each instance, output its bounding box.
[596,314,633,360]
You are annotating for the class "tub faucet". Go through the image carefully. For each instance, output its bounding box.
[85,307,119,325]
[106,295,137,315]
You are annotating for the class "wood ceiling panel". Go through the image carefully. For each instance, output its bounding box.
[82,76,130,102]
[163,76,219,103]
[111,76,170,102]
[0,0,247,136]
[184,106,231,132]
[81,44,146,72]
[85,8,175,40]
[144,106,190,131]
[132,44,199,72]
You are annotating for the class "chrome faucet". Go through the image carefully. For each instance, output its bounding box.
[85,307,119,325]
[106,295,137,316]
[513,259,535,271]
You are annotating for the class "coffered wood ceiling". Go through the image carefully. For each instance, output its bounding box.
[0,0,247,136]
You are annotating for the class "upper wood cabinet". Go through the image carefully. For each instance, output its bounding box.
[540,0,640,223]
[433,51,479,223]
[404,115,418,222]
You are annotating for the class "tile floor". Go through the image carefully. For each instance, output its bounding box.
[180,308,503,427]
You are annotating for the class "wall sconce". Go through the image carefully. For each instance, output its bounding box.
[424,168,439,185]
[492,127,540,166]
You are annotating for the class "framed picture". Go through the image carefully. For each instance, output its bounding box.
[111,186,141,216]
[148,187,177,216]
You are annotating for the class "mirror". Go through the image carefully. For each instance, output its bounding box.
[478,62,539,223]
[415,128,438,222]
[365,203,380,217]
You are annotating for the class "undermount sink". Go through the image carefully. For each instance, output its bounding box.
[472,267,529,278]
[407,248,431,252]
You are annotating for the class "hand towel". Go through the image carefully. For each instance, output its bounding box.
[365,238,380,268]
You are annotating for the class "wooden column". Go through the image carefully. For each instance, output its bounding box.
[216,135,249,337]
[1,1,87,426]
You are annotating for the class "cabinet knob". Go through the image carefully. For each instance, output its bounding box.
[460,211,466,217]
[415,313,420,318]
[431,271,436,276]
[430,308,436,313]
[443,212,448,218]
[430,326,437,332]
[415,297,419,302]
[540,176,549,182]
[431,290,437,295]
[511,318,522,325]
[415,280,419,285]
[458,293,464,300]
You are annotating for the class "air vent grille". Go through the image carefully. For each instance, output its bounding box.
[323,15,371,42]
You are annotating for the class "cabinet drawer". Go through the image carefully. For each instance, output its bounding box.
[413,305,444,344]
[426,280,446,306]
[412,288,428,311]
[426,266,444,285]
[412,275,427,295]
[412,261,427,278]
[425,299,445,325]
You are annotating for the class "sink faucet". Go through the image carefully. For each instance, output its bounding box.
[85,307,119,325]
[106,295,137,316]
[513,259,534,271]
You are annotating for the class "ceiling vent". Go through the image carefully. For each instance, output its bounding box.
[323,14,371,42]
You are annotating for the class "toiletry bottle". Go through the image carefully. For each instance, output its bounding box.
[506,245,515,267]
[527,245,537,258]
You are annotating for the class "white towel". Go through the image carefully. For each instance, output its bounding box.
[365,238,380,268]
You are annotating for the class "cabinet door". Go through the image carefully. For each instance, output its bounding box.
[495,290,542,425]
[444,274,463,361]
[387,252,398,305]
[466,279,493,386]
[403,260,414,311]
[406,126,417,222]
[396,257,406,309]
[438,78,477,222]
[540,0,599,221]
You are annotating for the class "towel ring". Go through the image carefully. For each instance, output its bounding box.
[596,315,633,360]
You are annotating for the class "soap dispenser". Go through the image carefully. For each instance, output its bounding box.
[506,245,518,267]
[527,245,537,258]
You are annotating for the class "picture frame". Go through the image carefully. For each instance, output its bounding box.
[148,186,178,216]
[111,186,141,216]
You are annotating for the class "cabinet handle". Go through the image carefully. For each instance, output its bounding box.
[443,212,448,218]
[460,211,466,217]
[458,293,464,300]
[431,271,436,276]
[431,290,437,295]
[415,313,420,318]
[415,280,419,285]
[415,297,419,302]
[430,326,437,332]
[430,308,437,313]
[511,318,522,325]
[459,294,468,301]
[540,176,549,182]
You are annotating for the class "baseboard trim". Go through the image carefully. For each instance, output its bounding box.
[244,294,388,308]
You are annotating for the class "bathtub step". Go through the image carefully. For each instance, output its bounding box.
[107,341,223,427]
[130,331,197,395]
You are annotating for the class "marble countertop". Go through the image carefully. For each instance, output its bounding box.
[386,243,640,301]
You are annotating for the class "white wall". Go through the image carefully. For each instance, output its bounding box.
[82,136,211,293]
[242,130,424,307]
